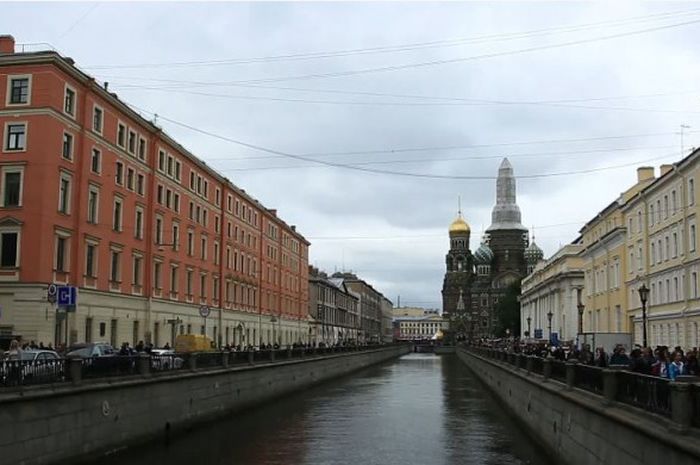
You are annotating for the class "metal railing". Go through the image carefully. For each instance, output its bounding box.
[462,345,699,430]
[0,359,66,387]
[0,343,405,390]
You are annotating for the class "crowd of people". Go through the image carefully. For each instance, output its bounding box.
[479,338,699,381]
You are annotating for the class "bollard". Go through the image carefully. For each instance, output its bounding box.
[526,356,533,375]
[601,369,618,405]
[669,382,693,433]
[221,351,229,368]
[188,353,198,371]
[565,361,578,390]
[542,359,552,381]
[67,356,83,386]
[137,354,151,376]
[247,350,254,365]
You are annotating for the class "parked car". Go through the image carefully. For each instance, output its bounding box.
[66,342,116,358]
[150,349,184,370]
[1,349,63,385]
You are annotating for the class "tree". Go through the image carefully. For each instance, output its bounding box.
[494,282,521,337]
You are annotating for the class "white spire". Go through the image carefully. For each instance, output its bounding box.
[487,157,527,231]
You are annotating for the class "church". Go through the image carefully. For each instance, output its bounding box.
[441,158,543,339]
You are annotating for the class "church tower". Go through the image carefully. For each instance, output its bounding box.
[441,205,475,323]
[486,158,529,288]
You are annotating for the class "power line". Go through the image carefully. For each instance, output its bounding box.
[83,8,700,69]
[109,83,700,115]
[113,18,700,86]
[126,102,685,181]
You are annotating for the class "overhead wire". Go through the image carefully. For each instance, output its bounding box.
[83,8,700,70]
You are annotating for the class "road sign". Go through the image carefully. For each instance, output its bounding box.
[47,283,58,303]
[199,305,211,318]
[57,286,77,307]
[534,328,543,339]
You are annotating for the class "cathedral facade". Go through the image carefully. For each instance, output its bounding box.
[441,158,543,339]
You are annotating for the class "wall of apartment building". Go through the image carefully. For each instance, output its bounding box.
[520,244,584,341]
[623,158,700,349]
[0,38,310,347]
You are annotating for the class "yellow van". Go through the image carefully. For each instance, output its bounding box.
[174,334,214,353]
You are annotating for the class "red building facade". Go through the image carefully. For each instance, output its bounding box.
[0,35,309,348]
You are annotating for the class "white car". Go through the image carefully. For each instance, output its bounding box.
[150,349,184,370]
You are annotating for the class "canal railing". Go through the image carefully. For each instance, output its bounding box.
[464,346,699,432]
[0,344,405,390]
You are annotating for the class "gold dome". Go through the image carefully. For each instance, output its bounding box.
[449,214,470,234]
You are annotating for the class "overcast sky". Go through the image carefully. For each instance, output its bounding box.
[4,2,700,309]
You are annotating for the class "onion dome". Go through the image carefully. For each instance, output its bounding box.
[474,242,494,264]
[525,236,544,264]
[449,212,470,235]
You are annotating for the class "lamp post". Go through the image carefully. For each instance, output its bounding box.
[547,311,553,341]
[526,316,532,338]
[638,283,649,348]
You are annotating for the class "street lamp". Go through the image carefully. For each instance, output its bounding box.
[547,311,553,341]
[526,316,532,338]
[638,283,649,348]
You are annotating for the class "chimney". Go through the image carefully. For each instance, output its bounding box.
[637,166,655,182]
[660,164,674,176]
[291,225,296,231]
[103,82,109,91]
[269,209,277,217]
[0,35,15,54]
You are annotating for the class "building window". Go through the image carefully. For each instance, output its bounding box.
[673,232,679,257]
[155,217,163,244]
[170,266,178,293]
[61,133,73,160]
[186,270,193,296]
[113,198,123,231]
[91,148,101,174]
[187,231,194,256]
[167,156,174,177]
[117,123,126,148]
[110,250,121,282]
[128,130,136,154]
[165,189,172,209]
[693,272,698,298]
[8,76,30,105]
[173,193,180,212]
[650,242,656,266]
[93,106,103,133]
[649,205,655,226]
[0,231,19,268]
[690,178,695,206]
[200,237,207,260]
[115,161,124,185]
[5,123,26,151]
[58,174,71,214]
[133,256,142,286]
[153,262,162,289]
[87,186,99,223]
[55,236,68,272]
[672,190,677,214]
[172,223,179,250]
[85,243,96,278]
[664,195,669,219]
[64,86,76,116]
[158,150,166,172]
[200,274,207,298]
[138,138,146,160]
[135,208,144,239]
[136,174,144,196]
[175,160,181,181]
[126,168,135,190]
[2,168,22,207]
[692,225,697,252]
[157,185,164,204]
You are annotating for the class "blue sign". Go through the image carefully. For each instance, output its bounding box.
[534,328,543,339]
[550,332,559,346]
[57,286,77,306]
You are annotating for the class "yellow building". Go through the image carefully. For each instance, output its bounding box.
[622,154,700,348]
[520,243,584,341]
[578,167,656,335]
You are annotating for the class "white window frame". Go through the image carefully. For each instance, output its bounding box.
[90,147,102,174]
[6,74,32,106]
[134,206,144,240]
[62,131,74,161]
[127,129,137,155]
[92,104,104,134]
[58,171,72,214]
[85,240,98,279]
[113,197,123,232]
[54,231,71,272]
[87,184,99,224]
[63,84,77,118]
[0,166,24,208]
[137,136,147,161]
[117,121,126,149]
[3,121,27,153]
[0,226,21,268]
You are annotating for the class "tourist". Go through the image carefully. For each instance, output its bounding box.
[7,339,22,360]
[669,352,686,379]
[609,346,630,366]
[686,351,699,375]
[594,347,608,368]
[578,344,594,365]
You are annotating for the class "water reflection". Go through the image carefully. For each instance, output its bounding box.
[100,354,552,465]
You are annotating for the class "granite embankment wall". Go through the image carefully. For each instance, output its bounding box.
[1,345,409,465]
[457,347,700,465]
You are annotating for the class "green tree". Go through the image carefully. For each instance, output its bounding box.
[494,282,521,337]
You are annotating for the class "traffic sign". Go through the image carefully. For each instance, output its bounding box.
[57,286,77,306]
[47,283,58,303]
[199,305,211,318]
[534,328,543,339]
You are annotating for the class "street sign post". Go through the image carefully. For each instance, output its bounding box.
[57,286,77,311]
[199,305,210,318]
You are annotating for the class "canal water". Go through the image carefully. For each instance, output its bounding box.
[101,354,552,465]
